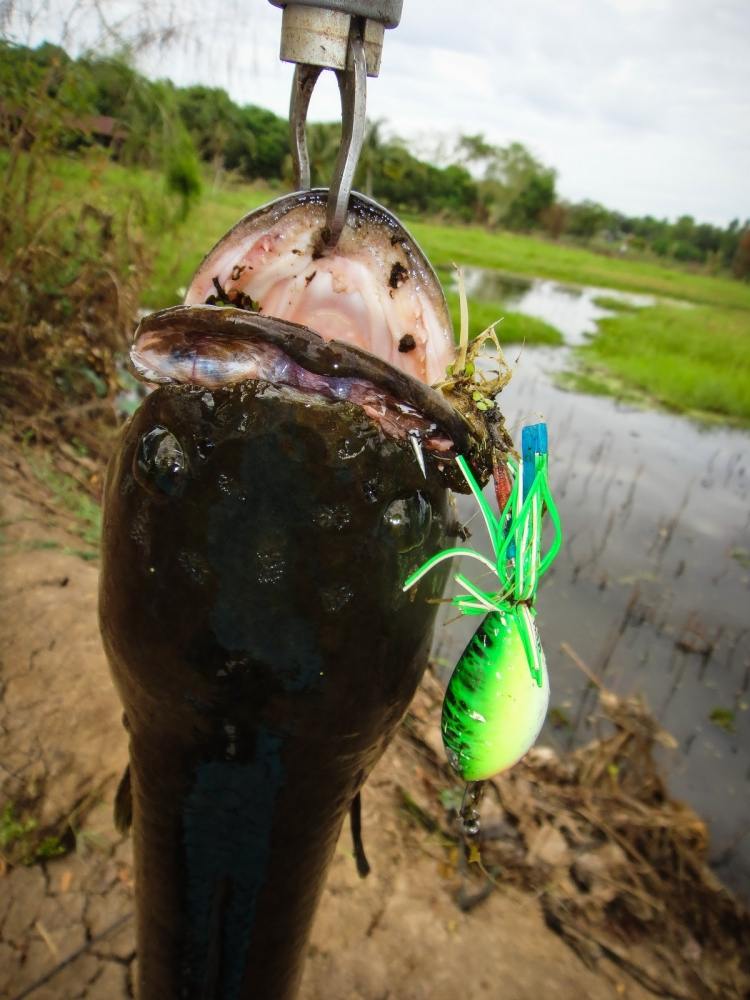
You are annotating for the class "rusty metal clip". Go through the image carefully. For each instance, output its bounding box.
[289,22,367,246]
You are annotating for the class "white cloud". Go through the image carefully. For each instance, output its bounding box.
[6,0,749,224]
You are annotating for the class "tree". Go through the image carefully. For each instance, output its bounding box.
[566,200,610,240]
[732,226,750,280]
[504,169,556,230]
[453,135,557,230]
[177,85,242,177]
[356,118,386,199]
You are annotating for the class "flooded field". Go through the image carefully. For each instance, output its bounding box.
[436,269,750,897]
[460,267,656,344]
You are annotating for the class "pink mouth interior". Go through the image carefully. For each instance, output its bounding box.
[184,201,455,387]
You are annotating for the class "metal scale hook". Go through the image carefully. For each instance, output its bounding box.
[289,29,367,246]
[270,1,404,246]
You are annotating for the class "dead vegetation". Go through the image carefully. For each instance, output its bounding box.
[0,59,161,475]
[0,193,145,471]
[402,669,750,999]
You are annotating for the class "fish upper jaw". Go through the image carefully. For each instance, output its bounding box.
[183,190,455,387]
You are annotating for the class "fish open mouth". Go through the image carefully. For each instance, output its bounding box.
[184,190,454,387]
[132,306,471,462]
[131,192,481,470]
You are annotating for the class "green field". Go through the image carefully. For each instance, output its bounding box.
[144,182,275,307]
[140,178,750,314]
[7,154,750,423]
[566,304,750,424]
[93,163,750,423]
[137,171,567,345]
[443,291,562,346]
[407,218,750,311]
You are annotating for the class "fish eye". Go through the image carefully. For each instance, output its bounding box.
[382,492,432,553]
[134,426,188,498]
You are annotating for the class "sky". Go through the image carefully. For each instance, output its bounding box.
[5,0,750,226]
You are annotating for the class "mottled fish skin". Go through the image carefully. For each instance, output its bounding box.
[99,381,452,1000]
[100,188,501,1000]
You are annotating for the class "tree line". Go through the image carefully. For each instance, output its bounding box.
[2,40,748,279]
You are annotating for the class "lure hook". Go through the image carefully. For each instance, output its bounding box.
[289,22,367,246]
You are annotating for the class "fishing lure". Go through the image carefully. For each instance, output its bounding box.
[403,423,563,783]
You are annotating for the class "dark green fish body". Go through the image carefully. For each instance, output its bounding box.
[100,192,497,999]
[100,377,453,999]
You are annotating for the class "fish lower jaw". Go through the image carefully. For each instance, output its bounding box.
[131,325,454,457]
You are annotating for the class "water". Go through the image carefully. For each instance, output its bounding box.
[458,267,656,346]
[433,267,750,897]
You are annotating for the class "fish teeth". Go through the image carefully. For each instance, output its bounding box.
[410,433,426,479]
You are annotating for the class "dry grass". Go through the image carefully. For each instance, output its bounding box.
[402,670,750,999]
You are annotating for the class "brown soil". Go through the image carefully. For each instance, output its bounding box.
[0,442,746,1000]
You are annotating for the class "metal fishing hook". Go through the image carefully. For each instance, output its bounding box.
[289,23,367,245]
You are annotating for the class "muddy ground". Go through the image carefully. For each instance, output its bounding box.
[0,444,746,1000]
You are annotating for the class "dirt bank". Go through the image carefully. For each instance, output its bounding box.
[0,442,747,999]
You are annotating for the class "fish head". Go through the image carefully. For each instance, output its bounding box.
[101,192,495,762]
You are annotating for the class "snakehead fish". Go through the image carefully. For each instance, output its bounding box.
[99,191,502,1000]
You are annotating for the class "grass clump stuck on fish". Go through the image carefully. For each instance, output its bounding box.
[568,303,750,424]
[444,290,563,346]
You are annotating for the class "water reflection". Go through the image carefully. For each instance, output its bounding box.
[431,273,750,900]
[453,266,655,345]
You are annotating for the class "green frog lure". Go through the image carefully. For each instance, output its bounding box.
[403,423,562,787]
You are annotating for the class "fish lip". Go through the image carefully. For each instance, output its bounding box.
[132,304,475,454]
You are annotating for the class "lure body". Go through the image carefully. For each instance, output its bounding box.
[404,425,562,784]
[442,607,549,781]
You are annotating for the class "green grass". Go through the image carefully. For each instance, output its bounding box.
[138,170,564,346]
[0,802,66,866]
[444,290,562,346]
[709,707,736,734]
[19,152,749,312]
[26,454,102,554]
[0,149,277,309]
[10,152,750,313]
[592,295,641,312]
[571,304,750,424]
[141,176,565,346]
[143,182,277,307]
[47,154,278,309]
[557,368,622,398]
[12,154,750,426]
[406,218,750,311]
[4,148,177,238]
